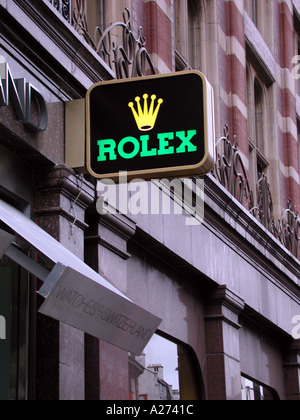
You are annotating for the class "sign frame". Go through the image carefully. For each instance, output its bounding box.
[86,71,215,182]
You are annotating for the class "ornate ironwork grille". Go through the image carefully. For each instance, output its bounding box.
[214,126,300,260]
[48,0,156,79]
[48,0,72,24]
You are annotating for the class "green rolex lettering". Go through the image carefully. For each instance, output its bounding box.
[140,135,157,157]
[176,130,197,153]
[157,132,175,156]
[97,139,117,162]
[118,136,140,159]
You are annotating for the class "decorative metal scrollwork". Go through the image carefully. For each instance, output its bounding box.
[255,173,274,232]
[214,125,254,211]
[61,0,71,22]
[276,200,300,258]
[72,1,156,79]
[214,125,300,259]
[48,0,71,23]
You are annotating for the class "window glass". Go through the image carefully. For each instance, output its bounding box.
[0,256,29,400]
[174,0,201,71]
[254,80,263,153]
[252,0,258,27]
[247,68,269,191]
[188,0,198,69]
[129,333,202,400]
[241,375,279,400]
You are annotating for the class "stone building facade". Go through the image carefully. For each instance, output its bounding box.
[0,0,299,400]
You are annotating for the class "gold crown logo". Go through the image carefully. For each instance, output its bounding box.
[128,94,163,131]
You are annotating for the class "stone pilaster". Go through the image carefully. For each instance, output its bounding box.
[34,164,94,400]
[84,207,136,400]
[204,285,245,400]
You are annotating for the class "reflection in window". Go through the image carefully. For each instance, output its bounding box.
[241,376,279,400]
[0,256,29,400]
[129,334,202,400]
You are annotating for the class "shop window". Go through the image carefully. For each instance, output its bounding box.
[129,333,203,400]
[241,375,279,400]
[0,256,29,400]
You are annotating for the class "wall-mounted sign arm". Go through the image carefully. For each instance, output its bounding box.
[37,262,67,299]
[0,228,14,259]
[5,244,50,282]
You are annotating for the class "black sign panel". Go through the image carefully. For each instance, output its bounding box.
[86,71,215,181]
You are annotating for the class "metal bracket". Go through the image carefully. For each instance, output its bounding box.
[37,262,66,299]
[5,245,50,282]
[0,229,14,259]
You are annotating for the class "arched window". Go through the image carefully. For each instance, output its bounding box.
[247,68,270,191]
[241,375,280,400]
[129,333,204,400]
[174,0,204,71]
[0,256,29,400]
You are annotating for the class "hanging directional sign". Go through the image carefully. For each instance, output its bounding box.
[86,71,215,181]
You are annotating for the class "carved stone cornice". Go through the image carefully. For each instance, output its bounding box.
[205,285,245,330]
[85,209,136,260]
[205,174,300,286]
[34,164,94,231]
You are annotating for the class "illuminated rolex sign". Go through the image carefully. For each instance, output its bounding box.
[86,71,215,181]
